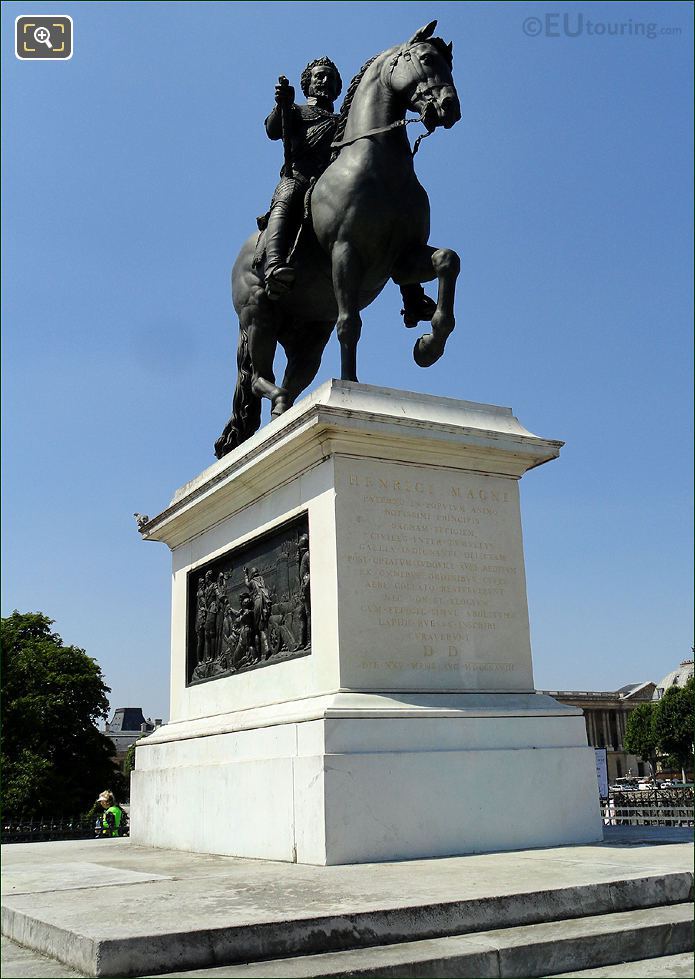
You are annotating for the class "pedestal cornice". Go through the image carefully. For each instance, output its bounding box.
[141,381,563,549]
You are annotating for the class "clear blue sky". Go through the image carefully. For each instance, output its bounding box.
[2,1,692,723]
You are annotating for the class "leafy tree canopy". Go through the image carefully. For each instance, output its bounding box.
[1,611,122,816]
[654,676,695,775]
[123,741,138,778]
[623,702,658,765]
[623,676,694,781]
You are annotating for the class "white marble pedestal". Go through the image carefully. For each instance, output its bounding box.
[131,381,601,864]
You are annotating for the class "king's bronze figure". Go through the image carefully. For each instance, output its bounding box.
[261,58,342,299]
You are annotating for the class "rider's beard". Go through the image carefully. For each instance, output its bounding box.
[309,91,335,111]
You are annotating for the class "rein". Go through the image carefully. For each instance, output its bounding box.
[331,117,429,155]
[331,40,440,158]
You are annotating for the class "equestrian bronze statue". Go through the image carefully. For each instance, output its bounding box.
[215,20,461,459]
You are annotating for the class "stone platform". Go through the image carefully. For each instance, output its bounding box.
[131,381,600,863]
[1,831,692,977]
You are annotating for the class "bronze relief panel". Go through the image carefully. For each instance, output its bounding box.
[186,515,310,685]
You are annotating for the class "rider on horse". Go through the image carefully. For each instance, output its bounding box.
[263,57,342,299]
[262,57,435,325]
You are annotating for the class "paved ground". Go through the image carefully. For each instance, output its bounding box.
[4,828,692,929]
[601,826,693,845]
[552,953,695,977]
[2,939,87,978]
[1,826,692,978]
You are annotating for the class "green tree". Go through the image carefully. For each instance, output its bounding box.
[122,737,149,801]
[654,676,695,783]
[123,741,137,778]
[623,702,659,778]
[1,611,122,816]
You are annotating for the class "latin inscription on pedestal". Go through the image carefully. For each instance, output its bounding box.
[335,458,534,692]
[186,515,310,685]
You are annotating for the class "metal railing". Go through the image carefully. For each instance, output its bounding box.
[601,803,694,827]
[2,815,107,843]
[601,787,694,827]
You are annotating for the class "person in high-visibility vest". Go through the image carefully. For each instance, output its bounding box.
[96,790,124,837]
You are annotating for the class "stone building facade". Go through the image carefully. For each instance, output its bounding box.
[541,682,656,784]
[543,659,694,785]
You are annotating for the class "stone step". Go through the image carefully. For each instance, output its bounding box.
[3,835,692,978]
[2,934,693,979]
[151,903,693,979]
[548,951,695,977]
[4,871,691,977]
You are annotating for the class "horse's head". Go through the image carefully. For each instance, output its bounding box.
[388,20,461,132]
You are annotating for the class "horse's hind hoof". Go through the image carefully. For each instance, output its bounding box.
[271,394,291,417]
[414,334,444,368]
[214,429,236,459]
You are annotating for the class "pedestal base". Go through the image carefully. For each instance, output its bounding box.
[131,692,601,864]
[132,383,602,864]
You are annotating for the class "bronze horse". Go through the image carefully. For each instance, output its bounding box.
[215,21,461,458]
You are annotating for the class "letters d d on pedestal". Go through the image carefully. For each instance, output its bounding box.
[131,381,601,864]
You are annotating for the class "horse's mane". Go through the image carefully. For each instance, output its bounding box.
[331,54,379,158]
[330,36,453,161]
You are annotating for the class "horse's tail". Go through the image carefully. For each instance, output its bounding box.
[214,320,261,459]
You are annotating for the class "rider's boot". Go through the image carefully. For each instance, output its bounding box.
[399,283,436,327]
[264,200,296,299]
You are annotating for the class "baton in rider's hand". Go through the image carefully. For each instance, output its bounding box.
[276,75,294,178]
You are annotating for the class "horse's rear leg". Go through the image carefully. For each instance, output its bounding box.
[245,291,288,414]
[215,287,269,458]
[393,245,460,367]
[279,321,334,409]
[332,242,363,382]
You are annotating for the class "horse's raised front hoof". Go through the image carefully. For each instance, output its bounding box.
[413,334,445,368]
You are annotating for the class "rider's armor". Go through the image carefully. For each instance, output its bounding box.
[263,103,339,291]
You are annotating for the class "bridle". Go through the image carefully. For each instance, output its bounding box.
[388,42,443,106]
[331,41,446,156]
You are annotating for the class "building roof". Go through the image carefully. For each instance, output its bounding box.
[541,681,655,702]
[653,660,694,700]
[616,681,656,700]
[108,707,150,732]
